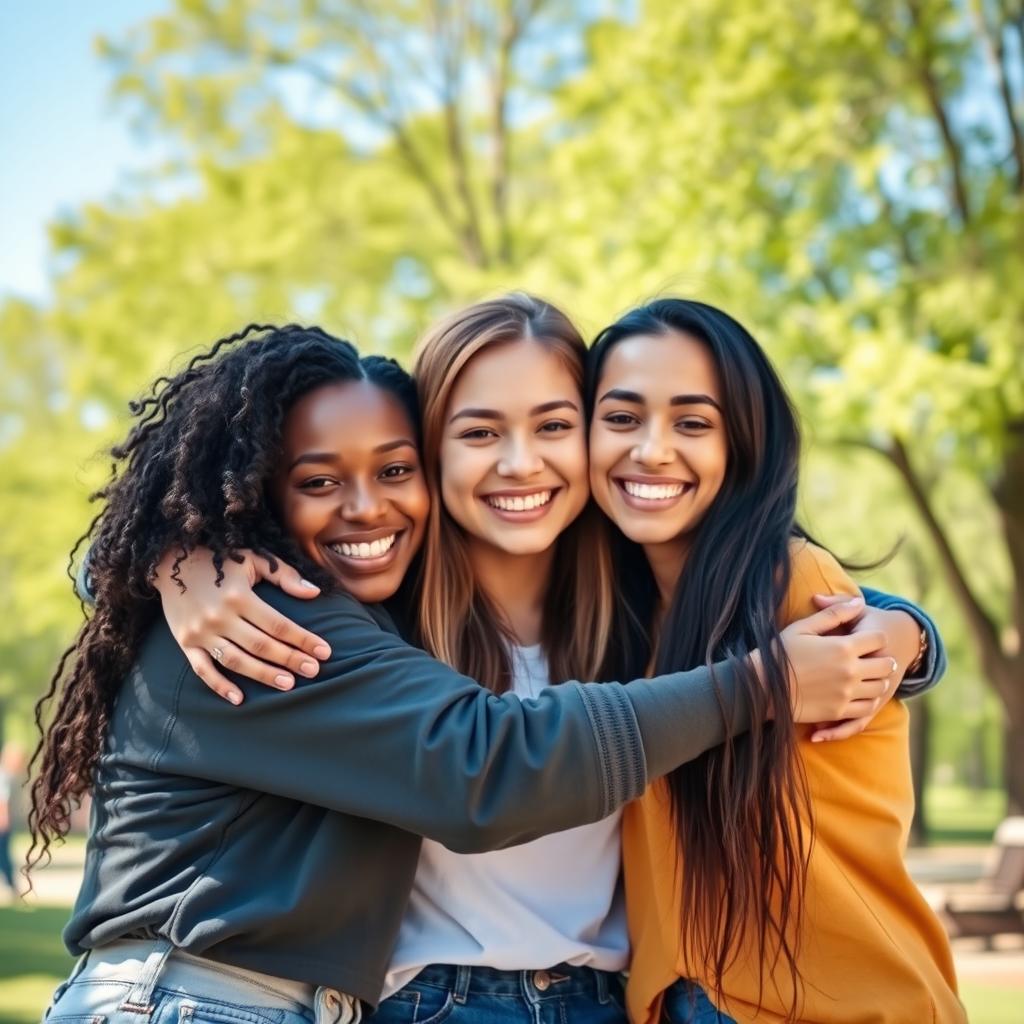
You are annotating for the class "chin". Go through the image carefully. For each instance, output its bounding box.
[342,575,401,604]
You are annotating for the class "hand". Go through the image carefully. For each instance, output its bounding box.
[775,598,897,726]
[806,594,908,742]
[152,547,331,705]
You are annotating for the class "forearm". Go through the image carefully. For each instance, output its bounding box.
[861,587,946,696]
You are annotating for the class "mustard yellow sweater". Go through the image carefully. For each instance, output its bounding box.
[622,541,965,1024]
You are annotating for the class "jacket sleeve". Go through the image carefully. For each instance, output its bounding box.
[141,586,748,854]
[861,587,946,697]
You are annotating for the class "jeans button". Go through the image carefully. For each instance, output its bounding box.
[533,970,551,992]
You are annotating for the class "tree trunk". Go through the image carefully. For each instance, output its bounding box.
[909,696,930,845]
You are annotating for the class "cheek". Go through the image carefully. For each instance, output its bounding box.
[281,496,325,551]
[557,434,590,490]
[438,443,483,525]
[586,431,617,492]
[403,481,431,536]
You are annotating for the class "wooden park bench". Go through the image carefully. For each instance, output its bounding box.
[942,816,1024,947]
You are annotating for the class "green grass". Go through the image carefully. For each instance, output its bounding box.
[924,785,1007,844]
[959,982,1023,1024]
[0,905,73,1024]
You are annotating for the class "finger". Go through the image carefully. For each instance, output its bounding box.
[240,591,331,663]
[856,656,899,685]
[186,648,243,705]
[811,717,871,743]
[220,617,324,684]
[849,630,889,656]
[797,598,865,635]
[252,554,321,600]
[841,696,884,720]
[811,592,859,609]
[210,636,309,690]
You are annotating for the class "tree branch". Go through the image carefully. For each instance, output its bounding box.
[907,0,972,225]
[973,0,1024,192]
[431,0,489,268]
[266,48,483,266]
[884,437,1004,661]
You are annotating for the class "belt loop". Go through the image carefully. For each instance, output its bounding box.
[118,939,174,1016]
[453,965,471,1005]
[595,969,609,1005]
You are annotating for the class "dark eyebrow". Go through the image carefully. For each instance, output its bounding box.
[289,452,337,471]
[530,399,579,416]
[598,388,721,412]
[670,393,722,412]
[598,388,644,405]
[449,407,504,424]
[449,398,579,426]
[374,438,417,454]
[289,439,416,471]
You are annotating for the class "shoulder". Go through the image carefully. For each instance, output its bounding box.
[252,582,401,637]
[781,538,860,626]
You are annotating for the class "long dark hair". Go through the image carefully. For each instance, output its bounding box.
[588,299,812,1017]
[27,324,418,872]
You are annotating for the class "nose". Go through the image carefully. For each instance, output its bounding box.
[341,480,388,522]
[496,434,545,480]
[631,424,674,468]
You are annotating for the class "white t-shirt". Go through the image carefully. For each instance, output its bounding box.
[382,644,628,997]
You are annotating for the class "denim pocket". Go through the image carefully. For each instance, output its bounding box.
[370,985,454,1024]
[661,982,734,1024]
[178,1001,283,1024]
[42,1017,107,1024]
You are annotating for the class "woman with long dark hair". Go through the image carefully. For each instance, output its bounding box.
[34,322,885,1024]
[586,299,964,1023]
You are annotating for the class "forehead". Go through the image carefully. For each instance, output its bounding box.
[447,338,581,411]
[283,379,413,450]
[598,331,720,400]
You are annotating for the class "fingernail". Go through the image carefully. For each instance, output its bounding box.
[300,660,318,677]
[811,735,824,743]
[274,675,293,690]
[228,692,242,706]
[300,579,318,590]
[849,597,864,606]
[314,644,331,659]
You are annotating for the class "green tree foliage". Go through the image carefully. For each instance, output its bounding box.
[0,0,1019,806]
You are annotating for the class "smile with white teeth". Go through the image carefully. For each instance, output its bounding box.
[484,490,553,512]
[623,480,687,500]
[329,533,398,559]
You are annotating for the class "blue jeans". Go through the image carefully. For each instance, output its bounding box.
[367,964,626,1024]
[661,980,736,1024]
[43,939,356,1024]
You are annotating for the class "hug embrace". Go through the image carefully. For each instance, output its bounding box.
[32,295,965,1024]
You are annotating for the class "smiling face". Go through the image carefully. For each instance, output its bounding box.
[274,379,429,603]
[439,338,589,558]
[589,330,729,555]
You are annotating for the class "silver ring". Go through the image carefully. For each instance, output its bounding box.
[210,646,225,664]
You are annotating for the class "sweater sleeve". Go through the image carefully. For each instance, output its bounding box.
[784,541,946,697]
[860,587,946,697]
[142,585,751,854]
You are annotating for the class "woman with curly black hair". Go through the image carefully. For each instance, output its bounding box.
[33,322,889,1024]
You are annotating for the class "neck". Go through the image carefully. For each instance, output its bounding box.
[643,534,690,616]
[467,539,555,647]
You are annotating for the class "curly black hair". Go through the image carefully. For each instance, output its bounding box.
[27,323,418,873]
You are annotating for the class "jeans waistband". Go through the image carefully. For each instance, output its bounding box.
[79,942,319,1015]
[411,963,619,1001]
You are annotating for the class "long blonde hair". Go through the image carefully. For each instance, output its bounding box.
[413,293,615,691]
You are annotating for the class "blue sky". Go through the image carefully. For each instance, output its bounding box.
[0,2,167,300]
